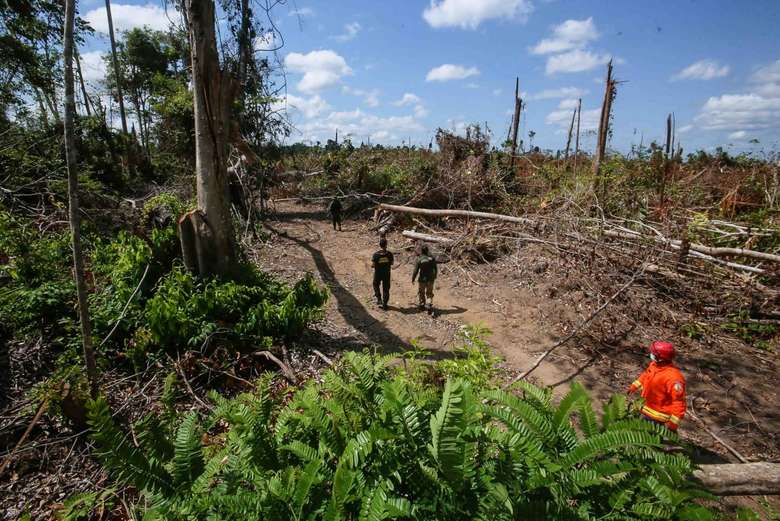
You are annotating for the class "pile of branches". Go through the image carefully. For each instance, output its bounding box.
[408,126,509,211]
[379,204,780,324]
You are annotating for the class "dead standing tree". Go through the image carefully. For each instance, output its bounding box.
[593,60,616,199]
[573,97,582,174]
[64,0,99,397]
[564,105,577,160]
[508,77,522,169]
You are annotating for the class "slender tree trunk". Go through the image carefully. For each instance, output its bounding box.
[181,0,239,278]
[564,107,576,160]
[105,0,128,134]
[35,88,50,127]
[509,77,521,169]
[64,0,99,398]
[593,61,614,197]
[131,87,147,154]
[574,98,581,175]
[74,47,92,116]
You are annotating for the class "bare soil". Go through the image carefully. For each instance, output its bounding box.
[257,201,780,467]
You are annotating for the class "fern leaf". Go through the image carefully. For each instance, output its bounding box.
[552,382,588,430]
[172,412,204,489]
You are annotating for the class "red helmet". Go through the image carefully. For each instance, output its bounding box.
[650,341,675,361]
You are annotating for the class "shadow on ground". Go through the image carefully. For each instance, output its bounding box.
[266,221,456,361]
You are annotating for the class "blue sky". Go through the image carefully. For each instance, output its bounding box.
[78,0,780,154]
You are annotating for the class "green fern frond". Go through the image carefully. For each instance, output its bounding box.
[552,382,588,431]
[86,397,174,496]
[172,412,204,489]
[561,430,660,468]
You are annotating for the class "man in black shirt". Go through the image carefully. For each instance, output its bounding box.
[328,197,343,231]
[371,237,394,309]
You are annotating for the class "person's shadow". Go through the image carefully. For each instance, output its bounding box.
[265,223,412,354]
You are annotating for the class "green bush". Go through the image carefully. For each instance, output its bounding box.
[86,352,715,520]
[144,266,328,350]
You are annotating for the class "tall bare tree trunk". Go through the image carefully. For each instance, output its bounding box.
[593,61,615,198]
[564,107,576,160]
[574,97,581,175]
[509,77,521,169]
[74,48,92,116]
[180,0,239,278]
[64,0,99,398]
[104,0,128,134]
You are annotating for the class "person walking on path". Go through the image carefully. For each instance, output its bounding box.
[328,197,343,231]
[412,244,437,314]
[371,237,394,310]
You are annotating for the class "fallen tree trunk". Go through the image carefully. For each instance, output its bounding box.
[401,230,455,245]
[693,462,780,496]
[380,203,533,225]
[604,229,766,274]
[603,229,779,266]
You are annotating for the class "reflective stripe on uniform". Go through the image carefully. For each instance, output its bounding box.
[632,380,643,390]
[640,405,671,423]
[668,415,680,425]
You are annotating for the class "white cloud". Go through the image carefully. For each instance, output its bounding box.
[546,49,612,74]
[284,50,353,93]
[422,0,533,29]
[343,86,380,107]
[279,94,330,119]
[333,22,361,42]
[530,17,598,55]
[546,106,600,130]
[492,88,503,96]
[84,3,176,33]
[414,104,429,118]
[678,124,693,134]
[394,93,422,106]
[254,32,278,51]
[695,93,780,130]
[558,98,579,109]
[80,50,107,82]
[527,86,587,100]
[289,7,314,17]
[297,107,424,143]
[750,58,780,84]
[671,59,729,81]
[754,83,780,98]
[728,130,747,140]
[465,82,480,89]
[393,93,428,118]
[426,64,480,82]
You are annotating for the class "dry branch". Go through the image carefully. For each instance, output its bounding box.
[379,203,533,225]
[252,350,298,384]
[503,267,643,387]
[401,230,455,245]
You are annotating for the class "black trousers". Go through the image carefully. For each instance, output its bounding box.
[373,272,390,305]
[331,212,342,230]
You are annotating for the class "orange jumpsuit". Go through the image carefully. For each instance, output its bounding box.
[628,361,686,431]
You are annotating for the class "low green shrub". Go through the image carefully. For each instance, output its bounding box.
[144,266,327,351]
[86,352,715,520]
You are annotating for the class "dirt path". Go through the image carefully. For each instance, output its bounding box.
[257,202,594,391]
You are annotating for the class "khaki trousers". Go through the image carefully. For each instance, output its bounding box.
[417,280,434,306]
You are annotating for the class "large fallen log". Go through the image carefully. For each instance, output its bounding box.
[401,230,455,245]
[693,462,780,496]
[603,228,780,266]
[379,203,534,225]
[604,229,766,274]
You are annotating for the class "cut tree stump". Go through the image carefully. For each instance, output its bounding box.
[693,463,780,496]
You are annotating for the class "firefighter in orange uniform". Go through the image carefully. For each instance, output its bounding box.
[628,341,686,431]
